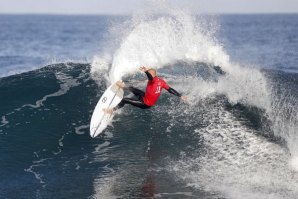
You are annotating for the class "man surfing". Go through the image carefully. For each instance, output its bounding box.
[104,66,187,113]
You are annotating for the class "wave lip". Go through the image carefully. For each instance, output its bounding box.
[91,11,229,83]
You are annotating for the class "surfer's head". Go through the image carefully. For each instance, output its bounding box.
[148,69,156,78]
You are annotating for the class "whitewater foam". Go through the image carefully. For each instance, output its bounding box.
[268,87,298,170]
[167,102,298,199]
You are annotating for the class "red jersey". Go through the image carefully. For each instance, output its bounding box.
[143,76,169,106]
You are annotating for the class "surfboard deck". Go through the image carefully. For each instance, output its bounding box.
[90,82,124,138]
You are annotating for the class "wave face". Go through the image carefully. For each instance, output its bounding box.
[1,10,298,199]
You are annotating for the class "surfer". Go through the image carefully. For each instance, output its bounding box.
[103,66,187,113]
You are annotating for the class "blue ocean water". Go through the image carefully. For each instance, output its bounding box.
[0,14,298,199]
[0,15,118,77]
[218,14,298,72]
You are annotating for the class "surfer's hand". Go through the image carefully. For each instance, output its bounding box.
[181,95,188,103]
[139,66,147,72]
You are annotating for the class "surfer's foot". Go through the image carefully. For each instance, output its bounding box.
[116,80,125,89]
[103,108,114,114]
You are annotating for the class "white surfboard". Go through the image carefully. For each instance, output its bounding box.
[90,82,124,138]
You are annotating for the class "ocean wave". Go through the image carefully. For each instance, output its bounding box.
[1,9,298,199]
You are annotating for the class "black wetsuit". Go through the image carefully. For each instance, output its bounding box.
[117,86,149,109]
[116,71,182,110]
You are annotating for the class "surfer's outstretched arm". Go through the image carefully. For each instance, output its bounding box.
[140,66,155,80]
[167,87,188,103]
[145,71,153,80]
[167,87,182,97]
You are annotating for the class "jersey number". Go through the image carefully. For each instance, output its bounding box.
[155,86,161,94]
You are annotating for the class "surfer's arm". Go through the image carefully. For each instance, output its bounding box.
[145,71,153,81]
[140,66,153,80]
[167,87,188,103]
[167,87,182,97]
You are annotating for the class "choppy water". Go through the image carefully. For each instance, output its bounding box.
[1,12,298,199]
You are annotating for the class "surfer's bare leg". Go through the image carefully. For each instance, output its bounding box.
[116,80,126,89]
[102,108,114,114]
